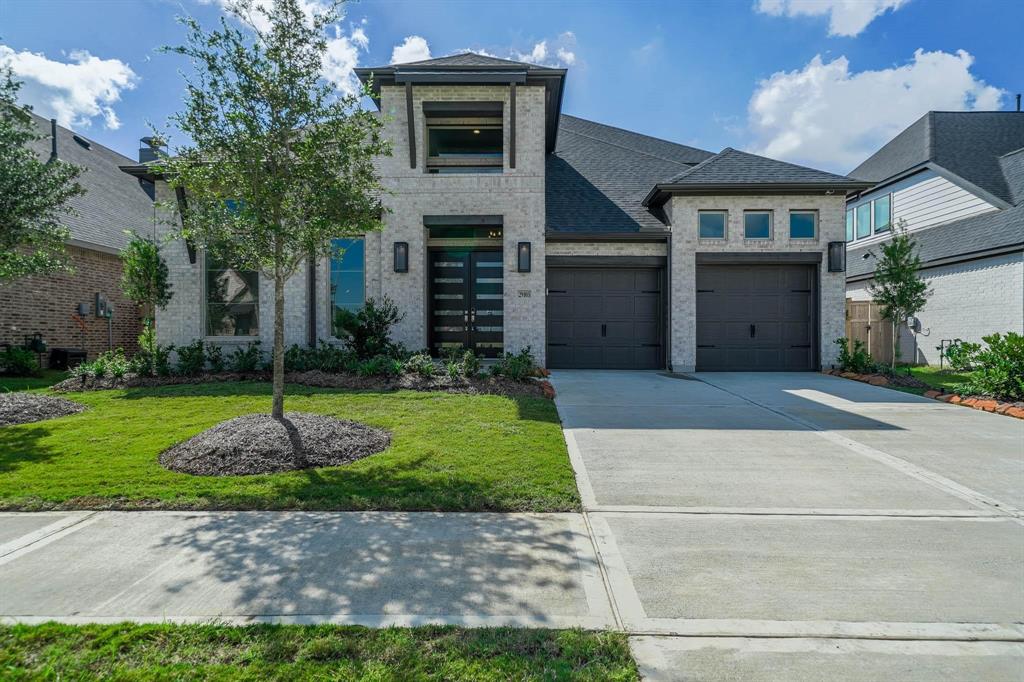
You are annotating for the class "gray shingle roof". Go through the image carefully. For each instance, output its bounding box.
[27,112,153,252]
[665,147,864,186]
[546,115,714,232]
[850,112,1024,205]
[390,52,549,69]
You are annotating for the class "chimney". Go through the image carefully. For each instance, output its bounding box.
[49,118,58,162]
[138,136,166,163]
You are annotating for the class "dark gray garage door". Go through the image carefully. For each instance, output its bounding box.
[696,264,816,371]
[547,267,663,369]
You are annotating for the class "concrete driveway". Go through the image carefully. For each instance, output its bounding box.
[554,370,1024,681]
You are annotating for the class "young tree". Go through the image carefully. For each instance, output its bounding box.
[868,220,931,370]
[159,0,390,418]
[120,231,173,323]
[0,66,85,282]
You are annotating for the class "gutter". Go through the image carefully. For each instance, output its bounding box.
[642,181,874,207]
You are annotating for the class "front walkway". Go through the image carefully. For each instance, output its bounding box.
[554,370,1024,680]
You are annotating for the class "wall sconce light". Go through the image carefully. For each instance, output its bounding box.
[517,241,531,273]
[827,241,846,273]
[393,242,409,273]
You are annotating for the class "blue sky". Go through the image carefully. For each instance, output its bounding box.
[1,0,1021,172]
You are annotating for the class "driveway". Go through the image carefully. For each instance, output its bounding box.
[554,370,1024,681]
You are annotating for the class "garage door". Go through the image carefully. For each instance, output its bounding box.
[547,267,663,369]
[696,264,816,371]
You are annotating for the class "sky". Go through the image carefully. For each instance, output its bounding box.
[1,0,1021,173]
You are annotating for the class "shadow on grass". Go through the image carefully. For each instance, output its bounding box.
[0,423,58,474]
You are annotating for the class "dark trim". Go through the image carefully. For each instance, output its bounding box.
[643,181,872,207]
[509,83,516,170]
[173,187,197,264]
[424,214,503,226]
[422,101,503,117]
[695,251,823,264]
[307,251,317,348]
[119,163,159,181]
[546,255,666,268]
[396,71,527,85]
[847,162,1014,210]
[405,82,416,169]
[545,231,669,242]
[665,231,673,371]
[846,242,1024,283]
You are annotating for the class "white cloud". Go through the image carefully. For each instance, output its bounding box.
[747,49,1004,171]
[755,0,910,37]
[0,45,137,130]
[390,36,431,64]
[512,32,577,67]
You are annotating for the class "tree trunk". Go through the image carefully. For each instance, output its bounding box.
[891,318,898,371]
[272,241,285,419]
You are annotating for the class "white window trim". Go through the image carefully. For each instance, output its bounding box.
[697,209,728,240]
[788,209,818,240]
[743,210,773,240]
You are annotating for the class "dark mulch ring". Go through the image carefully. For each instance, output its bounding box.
[0,392,86,427]
[159,412,392,476]
[52,369,549,399]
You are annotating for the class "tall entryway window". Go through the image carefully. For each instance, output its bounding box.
[429,248,504,357]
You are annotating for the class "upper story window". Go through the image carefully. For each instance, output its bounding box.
[855,202,871,239]
[873,194,891,233]
[698,210,727,239]
[847,192,893,242]
[205,253,259,337]
[330,237,365,337]
[789,210,817,239]
[846,209,854,242]
[744,211,772,240]
[426,120,503,174]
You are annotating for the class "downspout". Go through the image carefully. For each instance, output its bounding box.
[665,230,672,372]
[307,251,317,348]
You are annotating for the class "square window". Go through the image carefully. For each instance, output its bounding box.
[855,203,871,238]
[426,121,503,174]
[698,211,726,239]
[873,194,891,233]
[744,211,772,239]
[789,211,817,239]
[846,209,854,242]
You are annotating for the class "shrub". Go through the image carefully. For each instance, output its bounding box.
[205,343,225,373]
[445,358,461,381]
[834,337,875,374]
[228,341,263,372]
[940,340,980,372]
[284,344,309,372]
[460,350,481,378]
[175,339,206,376]
[334,297,404,360]
[490,346,538,382]
[311,341,358,373]
[356,354,402,377]
[77,349,131,379]
[961,332,1024,401]
[404,352,435,377]
[132,321,173,377]
[0,346,41,377]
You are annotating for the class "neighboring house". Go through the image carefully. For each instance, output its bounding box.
[0,113,153,366]
[124,53,870,372]
[845,112,1024,365]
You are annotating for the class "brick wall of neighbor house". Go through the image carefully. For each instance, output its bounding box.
[668,194,848,372]
[0,245,141,366]
[847,250,1024,365]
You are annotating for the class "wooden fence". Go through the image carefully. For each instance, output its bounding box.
[845,299,894,365]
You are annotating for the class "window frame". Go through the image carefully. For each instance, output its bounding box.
[697,210,728,240]
[203,252,260,339]
[743,210,773,240]
[855,202,871,239]
[329,236,366,338]
[425,117,504,175]
[872,194,892,234]
[788,209,818,240]
[845,208,855,242]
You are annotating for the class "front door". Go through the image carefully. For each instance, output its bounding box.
[429,249,504,358]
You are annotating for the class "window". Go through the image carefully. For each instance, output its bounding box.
[330,237,365,337]
[846,209,854,242]
[789,211,817,239]
[426,123,502,174]
[744,211,772,239]
[873,194,891,233]
[205,254,259,337]
[855,202,871,239]
[698,211,727,239]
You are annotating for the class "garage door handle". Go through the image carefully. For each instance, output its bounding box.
[601,324,607,337]
[750,324,756,338]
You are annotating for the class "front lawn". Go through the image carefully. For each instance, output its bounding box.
[0,382,578,511]
[0,623,637,681]
[907,365,974,393]
[0,369,66,393]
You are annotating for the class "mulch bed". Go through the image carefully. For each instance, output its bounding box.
[52,370,552,399]
[159,412,391,476]
[0,392,87,427]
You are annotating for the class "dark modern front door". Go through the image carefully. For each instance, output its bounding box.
[695,264,816,371]
[429,249,504,358]
[546,266,664,369]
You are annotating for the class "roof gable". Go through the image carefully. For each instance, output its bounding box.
[391,52,545,69]
[665,147,862,186]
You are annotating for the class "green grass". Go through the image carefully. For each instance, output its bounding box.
[907,365,974,393]
[0,369,67,393]
[0,622,638,681]
[0,382,578,512]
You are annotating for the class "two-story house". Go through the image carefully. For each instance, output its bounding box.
[845,111,1024,364]
[128,53,871,372]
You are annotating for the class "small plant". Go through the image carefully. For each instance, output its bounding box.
[205,343,225,372]
[82,349,131,379]
[460,350,481,378]
[445,358,461,380]
[834,337,875,374]
[175,339,206,376]
[313,341,358,373]
[119,231,173,321]
[961,332,1024,401]
[228,341,264,372]
[404,352,436,377]
[0,346,41,377]
[356,354,401,377]
[334,296,405,360]
[940,340,980,372]
[132,321,173,377]
[284,344,309,372]
[490,347,538,382]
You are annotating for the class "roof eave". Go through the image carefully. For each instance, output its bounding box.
[644,181,873,206]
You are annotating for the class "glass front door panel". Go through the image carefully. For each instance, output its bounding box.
[429,249,504,358]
